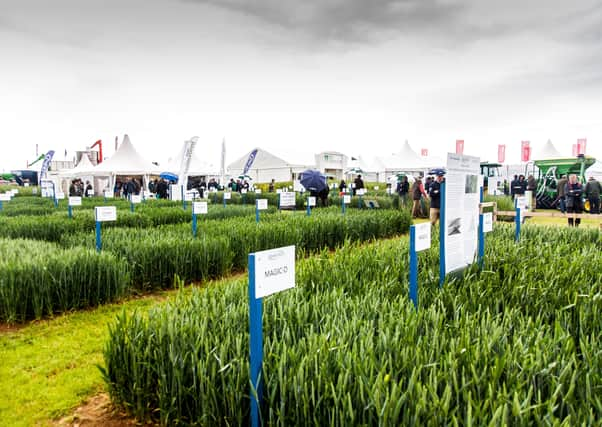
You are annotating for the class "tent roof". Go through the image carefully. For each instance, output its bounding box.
[92,135,160,175]
[163,142,219,175]
[377,140,428,170]
[58,153,96,177]
[228,147,294,172]
[533,139,563,159]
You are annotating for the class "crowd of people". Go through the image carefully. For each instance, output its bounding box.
[68,179,93,197]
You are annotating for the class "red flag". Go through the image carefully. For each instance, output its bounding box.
[421,148,428,156]
[577,138,586,155]
[572,144,578,157]
[497,144,506,163]
[521,141,530,162]
[455,140,464,154]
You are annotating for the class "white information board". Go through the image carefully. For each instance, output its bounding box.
[279,192,296,207]
[414,222,431,252]
[443,153,481,274]
[253,245,296,299]
[343,195,351,204]
[11,189,19,195]
[103,190,114,199]
[184,191,195,201]
[307,196,316,207]
[130,195,142,204]
[192,201,208,215]
[255,189,262,194]
[95,206,117,222]
[483,212,493,233]
[241,188,248,194]
[68,196,82,206]
[356,188,366,195]
[55,192,65,200]
[0,193,11,201]
[256,199,268,210]
[224,192,232,200]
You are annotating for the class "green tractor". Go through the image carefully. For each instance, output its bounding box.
[526,155,596,209]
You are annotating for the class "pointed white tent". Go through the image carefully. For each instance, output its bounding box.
[92,135,160,175]
[586,160,602,180]
[533,139,563,160]
[375,141,429,180]
[58,153,96,177]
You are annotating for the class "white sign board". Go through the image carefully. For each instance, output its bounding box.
[253,245,296,299]
[256,199,268,210]
[357,188,366,196]
[192,201,208,215]
[374,186,379,190]
[0,193,10,201]
[184,191,195,201]
[68,196,82,206]
[255,189,262,194]
[95,206,117,222]
[11,189,19,195]
[293,180,303,192]
[414,223,431,252]
[223,192,232,200]
[279,192,296,207]
[55,192,65,200]
[276,189,282,194]
[343,195,351,204]
[307,196,316,207]
[130,195,142,204]
[443,153,481,274]
[241,188,248,194]
[483,212,493,233]
[103,190,114,199]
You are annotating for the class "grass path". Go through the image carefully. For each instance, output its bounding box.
[0,291,178,426]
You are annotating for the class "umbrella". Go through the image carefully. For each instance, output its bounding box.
[238,174,253,181]
[428,168,446,176]
[160,172,178,182]
[345,167,363,175]
[300,169,327,192]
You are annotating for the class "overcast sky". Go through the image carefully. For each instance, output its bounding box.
[1,0,601,172]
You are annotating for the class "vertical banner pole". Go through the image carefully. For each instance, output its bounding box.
[192,213,197,237]
[439,182,446,288]
[95,221,101,252]
[68,205,73,219]
[248,254,263,427]
[409,225,418,309]
[306,197,311,216]
[515,207,521,242]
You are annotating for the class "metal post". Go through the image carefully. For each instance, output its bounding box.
[256,203,260,223]
[409,225,418,309]
[181,186,186,210]
[478,214,484,269]
[248,254,263,427]
[515,207,521,242]
[306,197,311,216]
[439,182,446,288]
[130,202,134,213]
[341,196,346,215]
[68,205,73,219]
[95,221,101,252]
[192,213,197,237]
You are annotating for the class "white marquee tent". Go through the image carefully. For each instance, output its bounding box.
[533,139,564,159]
[228,148,311,183]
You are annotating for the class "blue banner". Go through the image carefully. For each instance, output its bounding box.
[40,150,55,178]
[242,149,258,175]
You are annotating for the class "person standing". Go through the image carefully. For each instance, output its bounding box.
[556,174,568,213]
[397,176,410,206]
[268,179,275,193]
[428,172,445,225]
[526,174,537,210]
[411,177,428,218]
[584,176,601,214]
[353,174,364,196]
[339,179,347,194]
[565,174,584,227]
[510,175,518,199]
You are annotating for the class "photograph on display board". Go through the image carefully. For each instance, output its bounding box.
[447,217,462,235]
[464,175,478,194]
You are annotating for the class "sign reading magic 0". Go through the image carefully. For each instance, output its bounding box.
[252,245,295,298]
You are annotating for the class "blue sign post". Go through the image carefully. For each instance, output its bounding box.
[256,202,260,223]
[68,205,73,219]
[248,255,262,427]
[478,187,484,269]
[341,196,345,215]
[515,207,521,242]
[409,226,418,309]
[439,182,446,288]
[192,211,198,237]
[95,221,102,252]
[181,186,186,211]
[306,197,311,216]
[248,246,296,427]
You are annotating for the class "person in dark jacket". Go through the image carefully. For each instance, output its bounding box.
[510,175,518,199]
[353,175,364,196]
[339,179,347,194]
[584,176,601,214]
[156,179,168,199]
[411,177,428,218]
[565,174,584,226]
[428,172,445,225]
[396,176,410,206]
[556,175,568,213]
